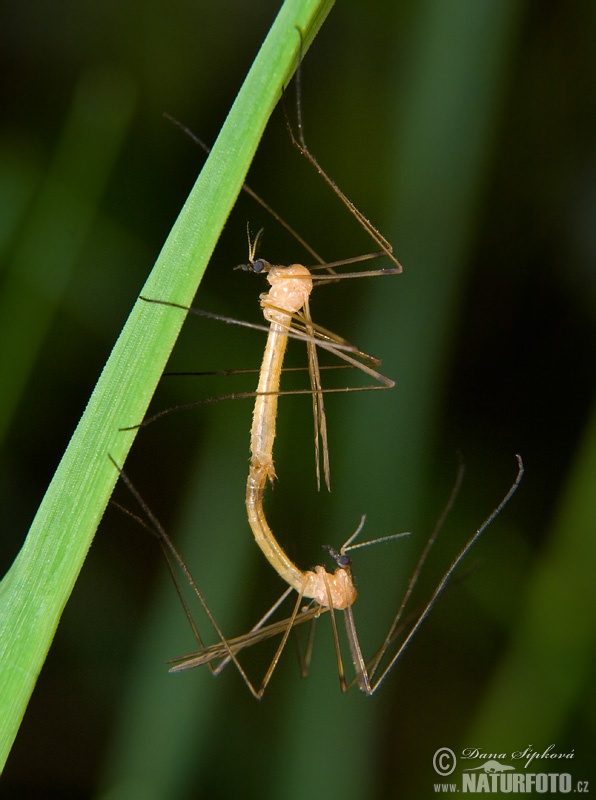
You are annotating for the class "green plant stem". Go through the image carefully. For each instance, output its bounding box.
[0,0,335,769]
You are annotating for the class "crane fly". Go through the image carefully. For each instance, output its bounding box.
[113,31,523,697]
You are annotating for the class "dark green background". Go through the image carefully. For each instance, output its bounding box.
[1,1,594,797]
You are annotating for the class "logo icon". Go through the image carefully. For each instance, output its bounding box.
[464,759,515,774]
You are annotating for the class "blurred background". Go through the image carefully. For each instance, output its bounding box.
[1,0,595,797]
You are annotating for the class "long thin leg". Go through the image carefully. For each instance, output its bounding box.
[366,456,524,694]
[122,296,393,433]
[302,295,330,490]
[111,457,321,699]
[321,572,350,693]
[285,29,402,273]
[318,456,522,694]
[367,460,466,682]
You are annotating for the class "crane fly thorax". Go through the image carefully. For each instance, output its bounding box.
[262,264,313,324]
[303,565,358,610]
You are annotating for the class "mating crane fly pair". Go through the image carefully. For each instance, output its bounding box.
[114,48,523,698]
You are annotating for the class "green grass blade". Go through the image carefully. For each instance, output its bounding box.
[0,0,335,770]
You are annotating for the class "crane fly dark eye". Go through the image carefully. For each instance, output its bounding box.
[252,259,266,274]
[322,544,351,568]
